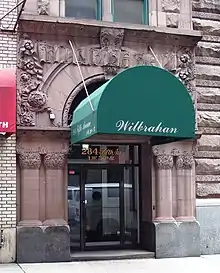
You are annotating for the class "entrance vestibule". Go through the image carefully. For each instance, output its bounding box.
[68,144,141,250]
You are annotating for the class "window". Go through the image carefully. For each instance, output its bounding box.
[113,0,148,25]
[65,0,101,20]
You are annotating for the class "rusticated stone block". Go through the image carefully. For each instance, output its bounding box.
[196,64,220,81]
[196,159,220,175]
[17,226,45,263]
[198,111,220,128]
[197,87,220,104]
[16,224,70,263]
[193,0,220,13]
[198,135,220,151]
[45,225,70,262]
[154,221,200,258]
[197,183,220,198]
[193,18,220,36]
[196,42,220,59]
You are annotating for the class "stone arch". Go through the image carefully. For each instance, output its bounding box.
[62,73,106,126]
[36,63,104,127]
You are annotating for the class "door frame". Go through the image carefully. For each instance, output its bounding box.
[80,164,138,251]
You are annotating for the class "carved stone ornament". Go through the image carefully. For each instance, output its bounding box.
[171,47,195,98]
[99,28,124,77]
[38,0,49,15]
[44,153,67,170]
[176,153,194,170]
[19,152,41,169]
[17,35,48,126]
[156,154,174,170]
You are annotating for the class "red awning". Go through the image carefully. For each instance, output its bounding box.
[0,68,16,135]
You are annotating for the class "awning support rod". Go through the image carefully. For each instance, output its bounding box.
[149,46,162,68]
[69,40,94,112]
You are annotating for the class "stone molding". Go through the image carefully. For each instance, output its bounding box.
[17,30,196,127]
[62,74,105,126]
[156,154,174,170]
[44,153,67,170]
[19,152,41,169]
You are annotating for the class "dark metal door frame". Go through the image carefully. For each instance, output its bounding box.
[80,164,127,250]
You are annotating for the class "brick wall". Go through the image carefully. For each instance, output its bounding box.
[0,0,17,230]
[0,136,16,229]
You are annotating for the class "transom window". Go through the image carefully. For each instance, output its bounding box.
[65,0,101,20]
[113,0,147,25]
[63,0,148,25]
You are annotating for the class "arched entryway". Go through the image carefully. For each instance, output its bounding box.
[67,78,144,251]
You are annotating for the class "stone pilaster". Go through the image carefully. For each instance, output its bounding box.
[19,152,41,222]
[176,153,195,221]
[154,154,174,222]
[102,0,113,21]
[44,153,67,220]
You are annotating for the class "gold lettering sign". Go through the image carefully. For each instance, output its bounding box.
[81,148,122,161]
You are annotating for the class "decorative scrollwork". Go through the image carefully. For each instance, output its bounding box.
[17,35,48,126]
[19,152,41,169]
[156,154,174,170]
[176,153,194,170]
[44,153,67,170]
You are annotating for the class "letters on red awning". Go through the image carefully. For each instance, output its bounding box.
[0,68,16,134]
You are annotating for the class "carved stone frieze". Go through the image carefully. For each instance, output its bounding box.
[44,153,67,170]
[155,154,174,170]
[38,0,49,15]
[17,35,48,126]
[176,153,194,170]
[19,152,41,169]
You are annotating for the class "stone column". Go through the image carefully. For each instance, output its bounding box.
[102,0,113,21]
[179,0,191,29]
[154,154,174,222]
[148,0,158,26]
[156,0,166,27]
[44,152,67,220]
[176,153,195,221]
[19,152,41,222]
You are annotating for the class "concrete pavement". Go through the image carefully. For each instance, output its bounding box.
[0,255,220,273]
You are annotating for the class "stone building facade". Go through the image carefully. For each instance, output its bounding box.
[14,0,220,263]
[193,0,220,255]
[0,0,17,264]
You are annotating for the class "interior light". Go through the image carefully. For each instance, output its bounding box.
[82,144,89,150]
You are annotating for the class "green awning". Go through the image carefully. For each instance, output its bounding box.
[71,65,195,144]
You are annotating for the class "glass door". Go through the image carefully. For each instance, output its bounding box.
[82,166,124,248]
[68,161,140,250]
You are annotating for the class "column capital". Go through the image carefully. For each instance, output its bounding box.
[19,152,41,169]
[155,154,174,170]
[176,153,194,170]
[44,152,67,170]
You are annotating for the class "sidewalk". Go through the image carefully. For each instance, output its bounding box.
[1,255,220,273]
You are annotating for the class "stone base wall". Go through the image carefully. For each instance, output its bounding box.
[196,199,220,255]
